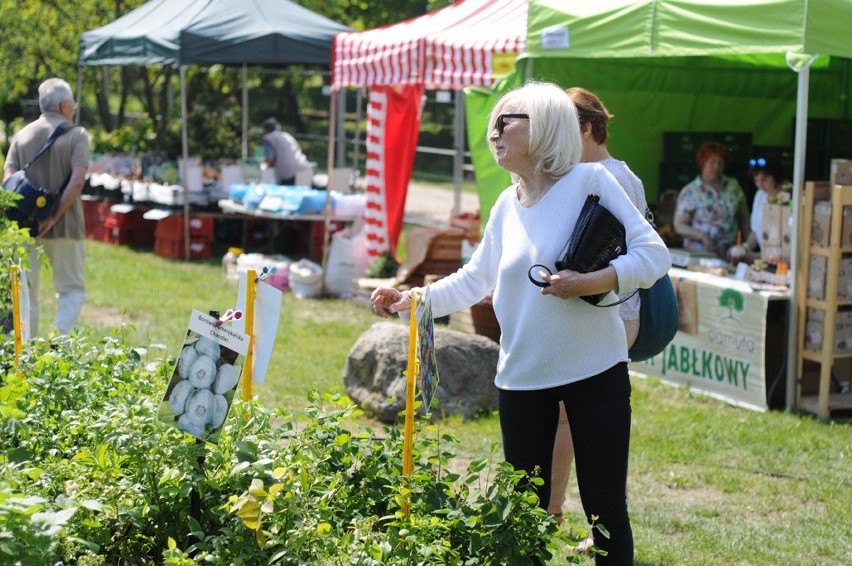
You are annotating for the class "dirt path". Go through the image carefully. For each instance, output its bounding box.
[404,182,480,229]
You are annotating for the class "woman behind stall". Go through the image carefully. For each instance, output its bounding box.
[549,87,649,529]
[370,82,671,564]
[744,153,792,253]
[673,141,750,259]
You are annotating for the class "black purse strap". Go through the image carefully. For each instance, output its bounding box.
[23,124,74,171]
[527,262,639,306]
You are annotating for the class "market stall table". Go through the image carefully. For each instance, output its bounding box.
[630,266,790,412]
[217,198,360,258]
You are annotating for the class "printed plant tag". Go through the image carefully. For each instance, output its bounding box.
[416,286,440,412]
[159,310,249,444]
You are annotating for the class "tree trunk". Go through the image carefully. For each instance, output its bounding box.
[117,67,131,127]
[95,68,112,130]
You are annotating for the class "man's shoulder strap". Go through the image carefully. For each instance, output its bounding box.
[24,124,78,170]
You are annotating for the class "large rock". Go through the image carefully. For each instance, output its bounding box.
[344,321,499,423]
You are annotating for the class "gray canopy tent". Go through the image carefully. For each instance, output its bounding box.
[78,0,351,257]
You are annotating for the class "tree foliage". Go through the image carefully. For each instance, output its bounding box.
[0,0,148,99]
[0,0,455,160]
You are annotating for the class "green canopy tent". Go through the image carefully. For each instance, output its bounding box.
[78,0,351,258]
[464,0,852,408]
[79,0,351,158]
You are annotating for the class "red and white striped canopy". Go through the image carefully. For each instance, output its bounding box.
[332,0,527,90]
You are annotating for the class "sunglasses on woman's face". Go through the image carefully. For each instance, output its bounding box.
[495,113,529,135]
[749,157,767,167]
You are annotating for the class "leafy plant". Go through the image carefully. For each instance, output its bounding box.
[0,334,582,564]
[0,200,37,333]
[365,252,400,279]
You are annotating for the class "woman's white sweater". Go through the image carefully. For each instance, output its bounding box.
[425,162,671,390]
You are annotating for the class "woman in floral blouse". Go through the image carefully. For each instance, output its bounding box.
[673,141,749,258]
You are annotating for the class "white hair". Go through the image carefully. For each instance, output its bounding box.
[38,78,74,113]
[488,82,582,180]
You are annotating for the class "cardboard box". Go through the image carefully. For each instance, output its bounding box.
[836,310,852,325]
[839,258,852,299]
[843,206,852,248]
[830,159,852,186]
[834,323,852,353]
[761,245,783,260]
[808,255,827,300]
[811,200,832,247]
[672,275,699,335]
[762,203,783,246]
[805,308,824,351]
[805,321,823,351]
[780,205,792,260]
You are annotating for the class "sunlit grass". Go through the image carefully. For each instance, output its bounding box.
[36,240,852,565]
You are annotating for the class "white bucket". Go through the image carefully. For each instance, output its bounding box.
[289,258,323,299]
[290,280,322,299]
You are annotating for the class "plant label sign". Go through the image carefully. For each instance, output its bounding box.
[158,310,249,444]
[415,286,439,412]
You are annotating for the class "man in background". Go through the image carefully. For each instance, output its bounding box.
[261,117,312,185]
[3,77,90,336]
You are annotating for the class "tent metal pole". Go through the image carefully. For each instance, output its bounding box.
[180,65,191,260]
[452,90,465,215]
[336,89,346,167]
[321,90,339,293]
[353,88,364,175]
[242,64,249,161]
[786,56,815,410]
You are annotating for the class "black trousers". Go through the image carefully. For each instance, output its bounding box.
[499,362,634,565]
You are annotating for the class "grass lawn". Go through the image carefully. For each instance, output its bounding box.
[36,239,852,565]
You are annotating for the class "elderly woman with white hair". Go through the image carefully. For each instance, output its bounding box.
[370,82,670,564]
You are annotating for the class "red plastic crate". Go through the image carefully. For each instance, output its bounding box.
[154,236,211,260]
[104,208,143,229]
[246,219,268,246]
[103,224,155,248]
[154,214,214,241]
[128,229,155,248]
[85,222,107,242]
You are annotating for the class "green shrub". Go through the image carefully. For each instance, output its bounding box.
[0,334,582,564]
[0,197,37,332]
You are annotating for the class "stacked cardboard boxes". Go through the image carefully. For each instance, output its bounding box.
[830,159,852,186]
[760,203,792,260]
[806,307,852,353]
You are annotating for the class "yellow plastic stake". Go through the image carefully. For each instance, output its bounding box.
[401,292,420,516]
[10,264,23,360]
[242,269,256,404]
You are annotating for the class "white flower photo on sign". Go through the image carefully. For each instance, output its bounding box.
[158,310,249,444]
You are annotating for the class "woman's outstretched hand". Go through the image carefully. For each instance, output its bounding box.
[370,287,411,318]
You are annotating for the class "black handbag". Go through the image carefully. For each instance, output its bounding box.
[3,124,74,231]
[527,193,632,305]
[556,193,628,305]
